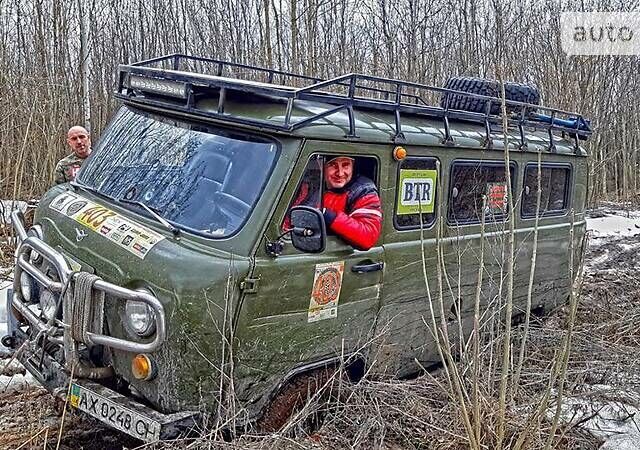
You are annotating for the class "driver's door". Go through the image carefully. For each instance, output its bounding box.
[234,141,388,404]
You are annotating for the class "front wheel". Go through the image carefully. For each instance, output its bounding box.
[256,366,338,433]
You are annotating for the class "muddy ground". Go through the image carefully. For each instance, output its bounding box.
[1,208,639,449]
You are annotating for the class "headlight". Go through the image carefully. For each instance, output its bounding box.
[27,224,43,264]
[39,289,59,320]
[19,271,35,302]
[125,300,156,337]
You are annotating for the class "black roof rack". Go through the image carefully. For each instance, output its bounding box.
[115,54,591,153]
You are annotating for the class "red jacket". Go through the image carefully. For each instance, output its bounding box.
[286,175,382,250]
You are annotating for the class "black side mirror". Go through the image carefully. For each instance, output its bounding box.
[289,206,326,253]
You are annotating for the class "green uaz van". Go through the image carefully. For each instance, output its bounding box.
[5,54,591,441]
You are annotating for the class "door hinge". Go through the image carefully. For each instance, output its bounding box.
[240,277,259,294]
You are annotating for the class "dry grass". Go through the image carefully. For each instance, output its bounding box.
[133,233,640,450]
[5,209,640,449]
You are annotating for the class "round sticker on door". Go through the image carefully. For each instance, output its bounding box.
[312,267,342,305]
[308,261,345,323]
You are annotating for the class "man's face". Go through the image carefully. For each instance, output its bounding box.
[67,127,91,158]
[324,157,354,190]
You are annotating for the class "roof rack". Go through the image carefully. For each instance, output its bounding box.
[115,54,592,153]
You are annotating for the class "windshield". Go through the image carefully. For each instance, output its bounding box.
[77,106,279,237]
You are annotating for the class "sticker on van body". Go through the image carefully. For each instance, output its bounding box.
[50,192,164,259]
[308,261,344,323]
[397,169,437,215]
[486,182,508,213]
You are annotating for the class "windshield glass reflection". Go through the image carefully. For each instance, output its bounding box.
[77,107,278,237]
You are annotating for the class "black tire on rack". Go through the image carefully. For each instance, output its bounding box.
[440,76,540,115]
[503,82,540,111]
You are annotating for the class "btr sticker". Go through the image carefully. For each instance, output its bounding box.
[397,169,438,215]
[308,261,344,323]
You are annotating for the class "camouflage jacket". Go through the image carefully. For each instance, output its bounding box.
[53,153,88,185]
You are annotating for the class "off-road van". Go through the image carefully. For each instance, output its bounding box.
[5,54,591,441]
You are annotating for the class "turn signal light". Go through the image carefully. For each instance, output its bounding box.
[131,354,156,381]
[393,146,407,161]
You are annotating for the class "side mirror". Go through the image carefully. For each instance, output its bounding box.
[289,206,326,253]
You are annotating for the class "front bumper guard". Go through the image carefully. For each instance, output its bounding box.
[11,210,167,359]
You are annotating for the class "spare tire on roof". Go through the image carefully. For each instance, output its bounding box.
[440,77,540,115]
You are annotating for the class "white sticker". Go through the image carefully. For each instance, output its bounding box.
[308,261,344,323]
[50,192,165,259]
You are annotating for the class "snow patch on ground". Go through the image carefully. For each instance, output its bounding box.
[559,390,640,450]
[0,274,34,389]
[0,277,11,357]
[582,206,640,449]
[0,200,27,224]
[587,213,640,240]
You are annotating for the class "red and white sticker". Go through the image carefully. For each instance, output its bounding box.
[486,182,508,213]
[308,261,344,323]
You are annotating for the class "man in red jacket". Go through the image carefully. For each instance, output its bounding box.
[286,156,382,251]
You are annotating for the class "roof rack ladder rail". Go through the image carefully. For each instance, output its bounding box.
[548,111,556,152]
[483,100,493,149]
[393,83,405,142]
[346,75,357,138]
[172,55,179,70]
[518,105,528,151]
[217,62,224,77]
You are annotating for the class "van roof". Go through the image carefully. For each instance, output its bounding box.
[115,54,590,156]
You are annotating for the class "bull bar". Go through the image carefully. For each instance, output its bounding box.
[10,210,167,358]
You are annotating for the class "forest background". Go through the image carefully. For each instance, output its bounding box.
[0,0,638,201]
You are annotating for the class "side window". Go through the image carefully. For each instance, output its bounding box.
[282,154,378,230]
[448,161,516,224]
[522,165,570,217]
[394,157,438,229]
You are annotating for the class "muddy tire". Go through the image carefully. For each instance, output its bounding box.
[256,366,337,433]
[440,76,540,115]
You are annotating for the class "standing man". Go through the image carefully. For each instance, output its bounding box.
[53,126,92,185]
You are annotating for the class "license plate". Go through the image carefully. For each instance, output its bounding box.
[69,383,161,441]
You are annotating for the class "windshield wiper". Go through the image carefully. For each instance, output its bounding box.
[70,180,117,202]
[119,198,181,238]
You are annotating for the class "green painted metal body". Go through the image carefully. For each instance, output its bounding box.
[33,93,588,421]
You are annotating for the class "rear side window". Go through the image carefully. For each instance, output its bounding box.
[394,157,438,229]
[448,161,516,224]
[522,165,571,217]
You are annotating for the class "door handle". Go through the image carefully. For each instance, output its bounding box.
[351,261,384,273]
